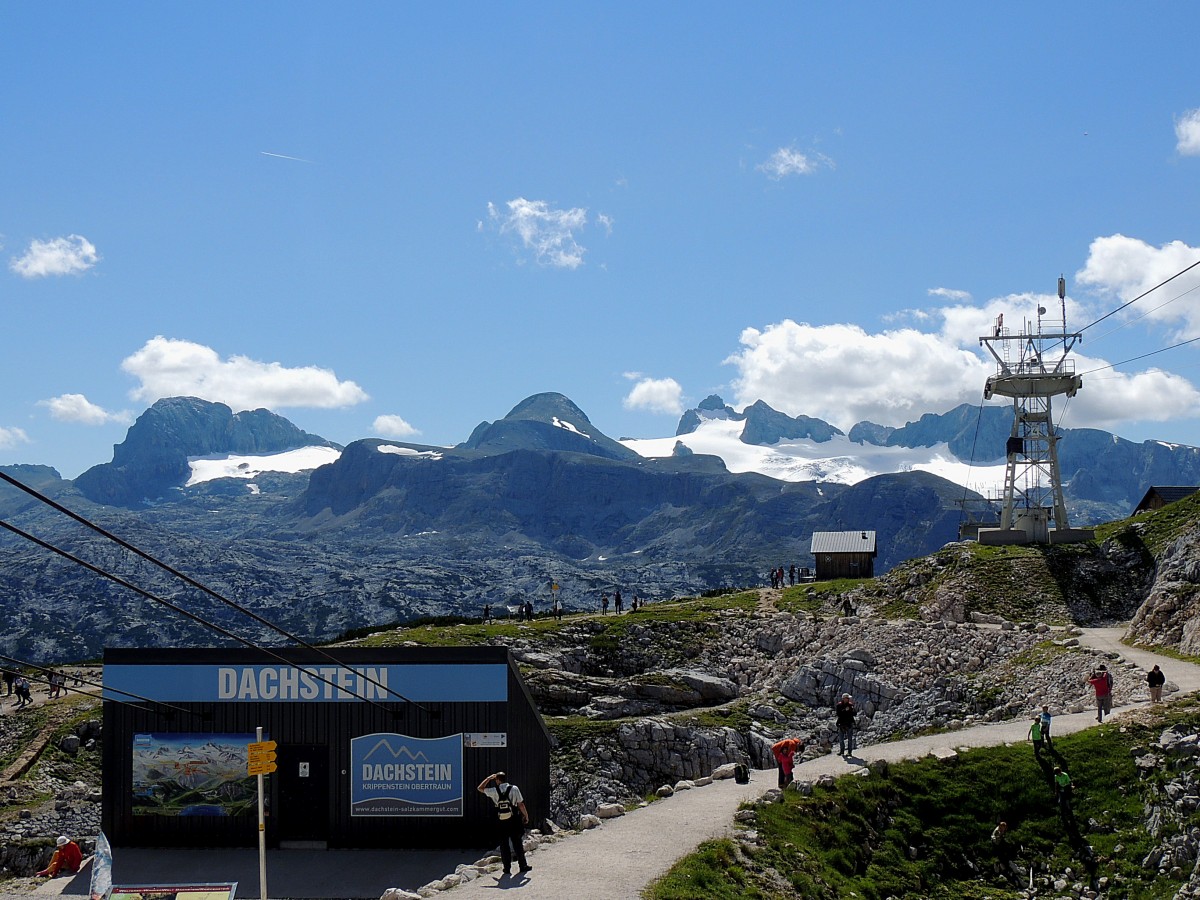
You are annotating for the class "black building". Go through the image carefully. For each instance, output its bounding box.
[101,645,551,850]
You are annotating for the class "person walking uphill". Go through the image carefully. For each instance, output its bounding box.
[478,772,531,877]
[771,737,803,789]
[1148,664,1166,702]
[835,693,857,757]
[1088,668,1113,723]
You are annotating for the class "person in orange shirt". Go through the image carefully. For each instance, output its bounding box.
[37,835,82,877]
[771,737,803,788]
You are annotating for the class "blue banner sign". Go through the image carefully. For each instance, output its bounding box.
[350,733,464,817]
[103,664,507,703]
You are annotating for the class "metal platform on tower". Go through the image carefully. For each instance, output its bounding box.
[975,276,1095,546]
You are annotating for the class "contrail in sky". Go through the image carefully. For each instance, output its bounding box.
[260,151,314,163]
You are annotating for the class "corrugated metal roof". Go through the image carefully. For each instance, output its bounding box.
[810,531,877,554]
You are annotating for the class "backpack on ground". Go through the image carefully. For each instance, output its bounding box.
[734,763,750,784]
[495,784,514,820]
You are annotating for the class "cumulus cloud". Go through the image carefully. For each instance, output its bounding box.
[10,235,100,278]
[929,287,972,302]
[121,337,369,411]
[1075,234,1200,338]
[487,198,597,269]
[623,377,684,416]
[726,320,990,429]
[1176,108,1200,156]
[38,393,133,426]
[723,272,1200,439]
[373,414,420,439]
[0,426,29,449]
[758,147,833,180]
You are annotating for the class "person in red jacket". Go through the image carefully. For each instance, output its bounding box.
[37,835,82,877]
[771,737,803,788]
[1088,668,1112,723]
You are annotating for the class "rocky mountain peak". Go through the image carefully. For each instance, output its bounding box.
[459,391,638,461]
[73,396,336,506]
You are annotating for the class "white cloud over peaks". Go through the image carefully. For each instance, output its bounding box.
[121,337,369,410]
[10,234,100,278]
[1175,108,1200,156]
[0,426,29,449]
[38,393,133,426]
[1062,360,1200,431]
[758,147,833,180]
[725,320,991,430]
[623,377,685,416]
[373,414,419,439]
[487,198,594,269]
[1075,234,1200,338]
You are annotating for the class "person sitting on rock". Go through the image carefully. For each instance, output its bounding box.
[37,835,82,877]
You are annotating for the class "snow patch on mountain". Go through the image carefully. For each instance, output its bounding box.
[377,445,444,460]
[622,418,1008,495]
[186,445,342,486]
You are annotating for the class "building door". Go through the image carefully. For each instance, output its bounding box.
[275,743,329,846]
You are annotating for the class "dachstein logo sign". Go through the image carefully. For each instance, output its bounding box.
[350,733,464,817]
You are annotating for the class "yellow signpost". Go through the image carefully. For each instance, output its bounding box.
[247,740,277,775]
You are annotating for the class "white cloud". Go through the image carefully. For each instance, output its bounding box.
[487,198,593,269]
[726,320,990,429]
[38,393,133,426]
[1176,108,1200,156]
[121,337,369,411]
[373,414,420,439]
[1063,362,1200,431]
[0,426,29,449]
[758,147,833,180]
[928,287,971,302]
[1075,234,1200,338]
[623,377,684,415]
[10,235,100,278]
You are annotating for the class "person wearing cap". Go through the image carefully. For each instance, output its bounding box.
[1087,668,1113,723]
[835,693,857,757]
[478,772,531,877]
[37,835,82,877]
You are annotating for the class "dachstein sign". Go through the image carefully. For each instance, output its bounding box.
[102,664,507,703]
[350,733,464,817]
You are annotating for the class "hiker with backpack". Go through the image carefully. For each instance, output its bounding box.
[478,771,531,877]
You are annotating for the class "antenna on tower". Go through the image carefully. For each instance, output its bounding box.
[974,274,1094,546]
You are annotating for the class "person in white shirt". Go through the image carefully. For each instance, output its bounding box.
[478,771,531,876]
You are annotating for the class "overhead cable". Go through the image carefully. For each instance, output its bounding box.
[0,518,402,714]
[0,471,430,713]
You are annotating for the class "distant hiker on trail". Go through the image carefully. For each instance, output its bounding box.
[1028,716,1044,755]
[1088,669,1113,723]
[789,564,796,586]
[841,597,853,617]
[483,604,492,624]
[602,593,610,615]
[1,668,13,696]
[48,670,66,699]
[630,595,638,612]
[1148,665,1166,702]
[835,693,857,757]
[12,676,31,709]
[1039,705,1054,745]
[523,600,534,621]
[614,590,623,614]
[37,835,82,878]
[552,599,563,621]
[1053,766,1074,817]
[771,737,803,789]
[478,772,531,878]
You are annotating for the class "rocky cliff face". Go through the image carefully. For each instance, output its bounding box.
[73,397,337,505]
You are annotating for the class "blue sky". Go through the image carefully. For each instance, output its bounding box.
[4,3,1200,478]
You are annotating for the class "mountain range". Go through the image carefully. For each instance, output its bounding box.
[2,391,1199,663]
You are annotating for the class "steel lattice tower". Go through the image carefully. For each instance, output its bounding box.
[976,277,1094,545]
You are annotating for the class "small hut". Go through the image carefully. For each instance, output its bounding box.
[810,530,877,580]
